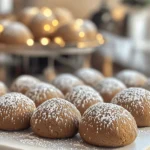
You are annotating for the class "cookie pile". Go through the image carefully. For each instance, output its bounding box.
[0,68,149,148]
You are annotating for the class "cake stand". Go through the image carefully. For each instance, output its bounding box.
[0,41,99,56]
[0,40,100,81]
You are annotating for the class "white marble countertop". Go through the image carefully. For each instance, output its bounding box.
[0,128,150,150]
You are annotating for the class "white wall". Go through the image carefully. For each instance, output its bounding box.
[28,0,121,18]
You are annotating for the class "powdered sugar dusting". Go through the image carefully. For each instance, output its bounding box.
[11,75,40,94]
[1,127,150,149]
[31,98,81,131]
[66,85,103,109]
[82,103,137,133]
[111,88,150,115]
[52,74,83,94]
[26,82,64,106]
[116,70,147,87]
[0,130,102,150]
[94,78,126,95]
[76,68,104,86]
[0,92,35,127]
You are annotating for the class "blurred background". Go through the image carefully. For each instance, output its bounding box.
[0,0,150,84]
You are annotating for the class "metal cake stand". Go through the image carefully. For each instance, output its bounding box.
[0,41,101,81]
[0,41,99,57]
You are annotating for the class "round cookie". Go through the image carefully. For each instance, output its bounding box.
[0,92,36,131]
[26,82,64,107]
[94,78,126,103]
[31,98,81,138]
[79,19,98,40]
[18,7,40,26]
[0,81,7,96]
[79,103,137,147]
[53,20,88,43]
[66,85,103,115]
[112,88,150,127]
[29,12,56,39]
[52,74,84,95]
[76,68,104,87]
[53,8,74,27]
[116,70,147,88]
[0,20,11,43]
[0,22,33,44]
[0,19,11,28]
[11,75,40,95]
[143,78,150,91]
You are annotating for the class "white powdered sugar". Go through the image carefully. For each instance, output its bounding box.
[52,74,83,94]
[11,75,40,93]
[26,82,64,104]
[0,130,100,150]
[116,70,147,87]
[0,92,35,125]
[66,85,103,108]
[31,98,81,129]
[94,78,126,95]
[0,92,35,109]
[111,88,150,114]
[76,68,104,86]
[82,103,136,132]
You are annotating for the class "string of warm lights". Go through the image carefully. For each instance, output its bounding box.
[40,37,50,46]
[41,7,52,17]
[54,37,65,47]
[0,25,4,33]
[96,33,105,45]
[26,39,34,46]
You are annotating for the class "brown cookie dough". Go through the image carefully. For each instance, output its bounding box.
[26,82,64,107]
[116,70,147,88]
[80,19,98,40]
[0,81,7,96]
[66,85,103,115]
[79,103,137,147]
[75,68,104,87]
[94,78,126,103]
[31,98,81,138]
[112,88,150,127]
[29,12,56,39]
[53,8,74,27]
[0,22,33,44]
[0,92,36,131]
[52,74,84,95]
[53,19,97,43]
[18,7,40,27]
[11,75,40,95]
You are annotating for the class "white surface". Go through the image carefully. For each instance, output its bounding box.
[0,128,150,150]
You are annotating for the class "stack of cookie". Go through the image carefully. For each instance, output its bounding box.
[0,68,150,148]
[0,7,99,46]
